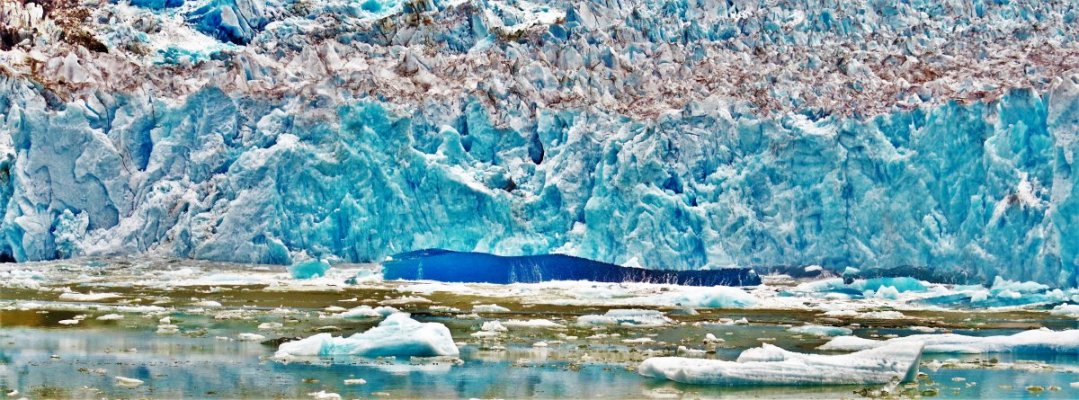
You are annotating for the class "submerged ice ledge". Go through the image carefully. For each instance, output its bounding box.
[382,249,761,286]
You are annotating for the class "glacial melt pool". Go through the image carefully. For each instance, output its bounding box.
[0,258,1078,399]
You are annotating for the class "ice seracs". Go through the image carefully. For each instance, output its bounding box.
[275,313,459,359]
[639,342,922,385]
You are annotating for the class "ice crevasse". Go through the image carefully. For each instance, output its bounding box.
[0,0,1076,287]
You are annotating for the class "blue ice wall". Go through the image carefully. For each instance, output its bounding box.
[0,75,1075,286]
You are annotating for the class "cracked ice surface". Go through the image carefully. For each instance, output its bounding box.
[0,0,1077,286]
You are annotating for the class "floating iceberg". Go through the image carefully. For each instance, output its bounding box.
[639,342,922,386]
[819,329,1079,354]
[333,305,398,319]
[788,325,853,337]
[383,249,760,286]
[288,259,330,279]
[275,313,459,358]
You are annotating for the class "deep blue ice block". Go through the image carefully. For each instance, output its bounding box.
[382,249,761,286]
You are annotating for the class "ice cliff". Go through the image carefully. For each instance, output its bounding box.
[0,0,1076,286]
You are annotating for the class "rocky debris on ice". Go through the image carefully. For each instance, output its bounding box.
[819,329,1079,354]
[639,342,922,385]
[275,313,459,358]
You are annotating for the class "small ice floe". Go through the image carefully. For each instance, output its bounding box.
[472,304,511,313]
[821,310,858,318]
[804,265,823,273]
[676,346,707,357]
[909,326,941,333]
[639,342,922,385]
[532,341,548,347]
[623,337,654,344]
[819,329,1079,354]
[787,324,853,337]
[501,319,564,329]
[156,317,180,334]
[323,306,347,313]
[58,319,79,325]
[577,309,672,327]
[343,378,366,385]
[638,287,757,308]
[238,333,266,341]
[471,331,500,338]
[703,333,724,343]
[191,300,222,308]
[857,311,906,319]
[114,376,144,387]
[307,390,341,400]
[96,314,124,321]
[59,292,121,302]
[258,322,283,330]
[1050,304,1079,318]
[275,313,458,358]
[334,305,399,319]
[481,321,507,332]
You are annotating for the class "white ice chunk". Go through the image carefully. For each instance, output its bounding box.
[472,304,511,313]
[1050,304,1079,318]
[819,329,1079,354]
[307,391,341,400]
[501,319,564,329]
[577,309,672,327]
[788,325,853,337]
[335,305,399,319]
[192,300,223,308]
[114,376,144,387]
[238,333,267,341]
[58,292,121,302]
[639,342,922,385]
[275,313,459,358]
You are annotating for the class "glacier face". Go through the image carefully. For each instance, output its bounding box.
[1,77,1075,286]
[0,0,1077,286]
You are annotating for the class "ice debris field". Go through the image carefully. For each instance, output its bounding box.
[1,257,1078,397]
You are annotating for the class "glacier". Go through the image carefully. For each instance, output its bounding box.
[0,0,1076,287]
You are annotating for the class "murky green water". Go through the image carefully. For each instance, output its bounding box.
[2,312,1077,399]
